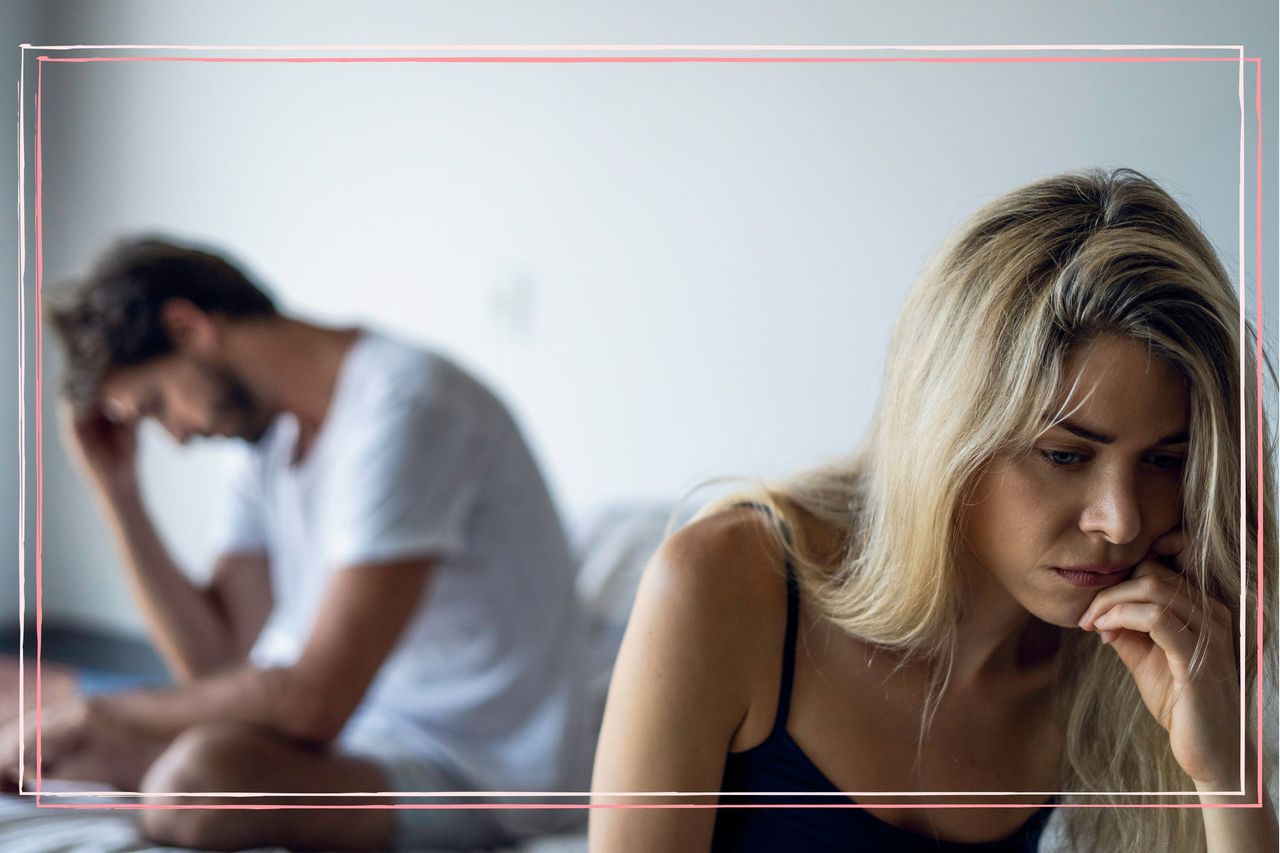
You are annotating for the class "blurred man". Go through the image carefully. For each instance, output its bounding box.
[10,238,589,850]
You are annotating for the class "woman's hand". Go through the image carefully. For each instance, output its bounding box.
[1076,528,1240,788]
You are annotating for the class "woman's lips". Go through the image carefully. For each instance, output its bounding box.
[1052,566,1133,588]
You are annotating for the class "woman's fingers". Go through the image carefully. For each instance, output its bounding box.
[1078,561,1197,632]
[1094,599,1228,684]
[1150,527,1187,561]
[1095,601,1191,642]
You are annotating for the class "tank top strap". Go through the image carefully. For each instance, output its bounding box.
[773,557,802,735]
[727,500,803,737]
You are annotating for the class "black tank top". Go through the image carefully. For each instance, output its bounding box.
[710,556,1055,852]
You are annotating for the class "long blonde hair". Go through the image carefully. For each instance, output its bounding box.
[704,168,1276,852]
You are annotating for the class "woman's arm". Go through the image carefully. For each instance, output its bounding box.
[1077,528,1278,850]
[1194,758,1278,853]
[590,511,783,853]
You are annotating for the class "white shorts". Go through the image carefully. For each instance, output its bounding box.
[341,723,517,851]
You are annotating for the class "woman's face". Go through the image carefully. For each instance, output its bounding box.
[961,335,1190,628]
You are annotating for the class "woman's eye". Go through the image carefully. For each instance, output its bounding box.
[1039,449,1085,467]
[1148,454,1186,470]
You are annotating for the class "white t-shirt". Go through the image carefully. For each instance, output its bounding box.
[216,331,591,813]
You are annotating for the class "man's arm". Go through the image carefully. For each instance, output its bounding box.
[208,550,273,660]
[88,556,433,745]
[64,404,259,680]
[104,488,272,679]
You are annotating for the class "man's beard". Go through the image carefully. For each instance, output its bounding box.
[205,364,276,444]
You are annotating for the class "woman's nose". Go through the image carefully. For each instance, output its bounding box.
[1078,467,1142,545]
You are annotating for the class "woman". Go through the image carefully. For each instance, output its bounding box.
[590,169,1277,852]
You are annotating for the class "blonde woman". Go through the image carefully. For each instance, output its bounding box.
[590,169,1277,852]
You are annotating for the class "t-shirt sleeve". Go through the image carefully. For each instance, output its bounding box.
[321,392,494,570]
[214,445,270,556]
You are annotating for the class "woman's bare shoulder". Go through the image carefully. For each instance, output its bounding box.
[592,505,795,851]
[647,504,791,620]
[589,507,790,848]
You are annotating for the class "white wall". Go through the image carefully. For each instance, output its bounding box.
[8,0,1277,637]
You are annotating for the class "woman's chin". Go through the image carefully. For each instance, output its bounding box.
[1021,597,1092,630]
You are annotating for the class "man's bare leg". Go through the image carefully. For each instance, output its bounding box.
[138,721,396,851]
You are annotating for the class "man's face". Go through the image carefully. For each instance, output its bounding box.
[98,355,277,445]
[959,335,1190,628]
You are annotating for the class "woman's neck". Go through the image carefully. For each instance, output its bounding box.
[949,567,1062,690]
[789,499,1062,693]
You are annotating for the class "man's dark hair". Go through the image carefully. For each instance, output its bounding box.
[48,237,279,407]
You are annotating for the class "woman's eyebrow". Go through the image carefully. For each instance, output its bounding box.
[1054,419,1189,446]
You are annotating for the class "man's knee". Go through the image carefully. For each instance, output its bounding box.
[142,721,271,794]
[138,721,277,849]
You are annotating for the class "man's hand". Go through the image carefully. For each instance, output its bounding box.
[1,696,166,792]
[60,400,140,497]
[0,697,90,790]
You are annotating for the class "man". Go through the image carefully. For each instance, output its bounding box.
[12,238,590,850]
